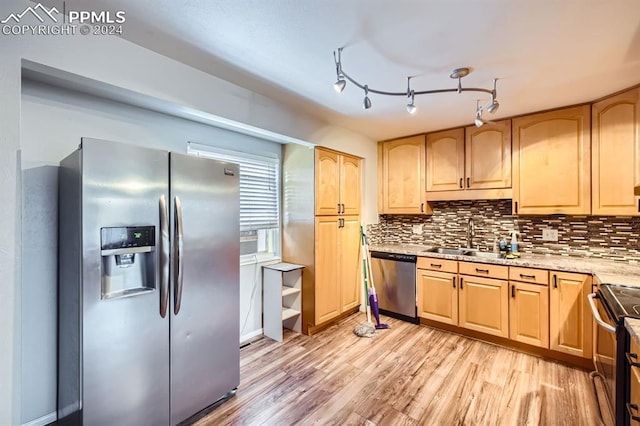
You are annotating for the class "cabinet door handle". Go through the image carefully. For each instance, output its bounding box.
[638,199,639,213]
[466,177,470,188]
[452,276,456,288]
[520,274,536,280]
[341,203,345,214]
[460,277,464,290]
[475,268,489,274]
[430,263,442,268]
[421,203,425,213]
[511,285,515,298]
[553,274,558,288]
[514,201,518,214]
[459,178,463,189]
[337,203,341,214]
[627,403,640,422]
[627,352,640,368]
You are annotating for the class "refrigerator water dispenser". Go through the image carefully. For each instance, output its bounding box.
[100,226,156,299]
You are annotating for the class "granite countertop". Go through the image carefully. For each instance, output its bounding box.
[626,318,640,344]
[369,242,640,287]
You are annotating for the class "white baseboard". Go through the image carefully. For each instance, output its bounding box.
[240,328,263,345]
[22,411,56,426]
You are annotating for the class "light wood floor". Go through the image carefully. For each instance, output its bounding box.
[196,314,605,425]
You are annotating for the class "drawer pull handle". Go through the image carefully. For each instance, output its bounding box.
[476,268,489,273]
[627,352,640,368]
[519,274,536,279]
[431,263,442,268]
[627,403,640,422]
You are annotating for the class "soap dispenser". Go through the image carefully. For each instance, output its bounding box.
[510,231,519,254]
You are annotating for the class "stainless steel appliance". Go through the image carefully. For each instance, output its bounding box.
[369,251,418,324]
[58,138,240,425]
[590,284,640,425]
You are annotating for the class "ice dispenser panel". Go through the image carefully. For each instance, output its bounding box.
[100,226,156,300]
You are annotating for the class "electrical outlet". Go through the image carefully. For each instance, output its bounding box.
[542,228,558,242]
[412,224,423,235]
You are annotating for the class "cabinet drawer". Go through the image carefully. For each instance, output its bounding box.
[509,267,549,285]
[459,262,508,280]
[417,257,457,273]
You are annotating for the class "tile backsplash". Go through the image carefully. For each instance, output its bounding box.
[367,199,640,263]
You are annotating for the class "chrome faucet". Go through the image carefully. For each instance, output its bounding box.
[466,218,475,249]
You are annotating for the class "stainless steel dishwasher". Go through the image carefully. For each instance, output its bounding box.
[369,251,418,324]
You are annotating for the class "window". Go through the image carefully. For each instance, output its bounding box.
[187,143,280,262]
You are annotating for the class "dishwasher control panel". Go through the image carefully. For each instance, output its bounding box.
[370,251,417,263]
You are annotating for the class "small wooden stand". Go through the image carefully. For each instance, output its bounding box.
[262,262,304,342]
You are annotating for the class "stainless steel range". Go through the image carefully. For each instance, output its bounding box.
[590,284,640,425]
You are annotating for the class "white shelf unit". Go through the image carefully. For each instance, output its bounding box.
[262,262,304,342]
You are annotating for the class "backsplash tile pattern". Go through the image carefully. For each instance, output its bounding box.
[367,200,640,264]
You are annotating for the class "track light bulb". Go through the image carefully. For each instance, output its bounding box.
[487,100,499,114]
[334,78,346,93]
[406,90,416,114]
[475,117,485,128]
[363,85,371,109]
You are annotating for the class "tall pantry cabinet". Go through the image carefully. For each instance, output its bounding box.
[283,145,362,334]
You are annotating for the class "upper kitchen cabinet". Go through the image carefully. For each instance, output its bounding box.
[378,135,431,214]
[512,105,591,215]
[315,148,361,216]
[425,121,512,201]
[426,128,465,192]
[592,88,640,215]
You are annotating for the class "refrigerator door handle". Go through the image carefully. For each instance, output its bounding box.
[173,196,185,315]
[159,195,170,318]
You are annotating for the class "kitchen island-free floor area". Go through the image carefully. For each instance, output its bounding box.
[197,314,603,425]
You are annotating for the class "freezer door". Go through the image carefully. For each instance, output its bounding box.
[80,138,170,425]
[169,153,240,425]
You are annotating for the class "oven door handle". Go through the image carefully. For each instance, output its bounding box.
[588,293,616,334]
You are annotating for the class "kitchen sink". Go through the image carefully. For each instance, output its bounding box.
[465,251,504,259]
[427,247,469,255]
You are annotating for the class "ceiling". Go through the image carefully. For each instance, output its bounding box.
[46,0,640,140]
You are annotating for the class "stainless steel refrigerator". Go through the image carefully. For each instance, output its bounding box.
[58,138,240,425]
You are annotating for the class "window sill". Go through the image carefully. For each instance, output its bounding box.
[240,253,282,267]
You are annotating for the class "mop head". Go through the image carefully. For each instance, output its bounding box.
[353,322,376,338]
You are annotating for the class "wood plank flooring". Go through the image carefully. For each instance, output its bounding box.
[196,314,605,425]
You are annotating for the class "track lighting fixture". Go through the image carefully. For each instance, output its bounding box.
[486,78,500,114]
[406,77,417,114]
[474,100,486,128]
[333,47,501,122]
[363,85,372,109]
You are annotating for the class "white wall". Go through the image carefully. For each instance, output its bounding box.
[0,0,377,424]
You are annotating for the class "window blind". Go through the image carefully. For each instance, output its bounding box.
[187,145,280,232]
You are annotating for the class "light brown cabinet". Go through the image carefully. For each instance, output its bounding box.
[315,148,361,216]
[465,120,512,190]
[426,128,465,192]
[512,105,591,215]
[314,215,361,324]
[509,281,549,348]
[592,88,640,216]
[425,122,512,201]
[283,144,362,334]
[458,274,509,338]
[549,271,593,358]
[417,269,458,325]
[339,216,362,312]
[378,135,430,214]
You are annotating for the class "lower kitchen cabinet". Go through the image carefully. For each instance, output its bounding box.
[417,269,458,325]
[339,216,361,312]
[509,281,549,348]
[314,215,361,325]
[314,216,341,324]
[549,271,593,358]
[459,275,509,338]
